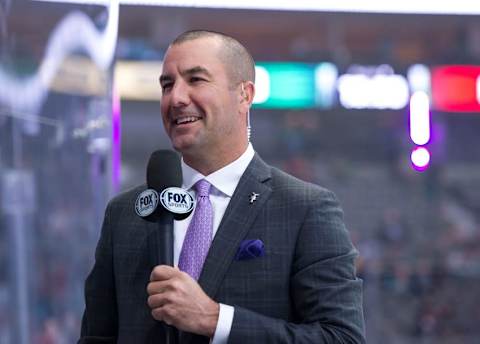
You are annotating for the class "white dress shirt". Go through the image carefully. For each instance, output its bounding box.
[173,143,255,343]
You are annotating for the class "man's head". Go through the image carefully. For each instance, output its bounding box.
[171,30,255,87]
[159,30,255,174]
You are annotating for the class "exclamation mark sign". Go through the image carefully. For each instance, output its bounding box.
[409,91,431,171]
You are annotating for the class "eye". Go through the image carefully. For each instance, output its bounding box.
[190,76,206,83]
[161,82,173,92]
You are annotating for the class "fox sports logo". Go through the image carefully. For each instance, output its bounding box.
[160,187,195,214]
[135,189,159,217]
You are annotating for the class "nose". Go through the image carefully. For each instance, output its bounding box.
[169,80,190,108]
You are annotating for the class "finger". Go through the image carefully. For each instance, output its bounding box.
[151,305,174,325]
[150,265,178,282]
[151,306,165,322]
[146,280,171,296]
[147,293,167,309]
[148,286,183,310]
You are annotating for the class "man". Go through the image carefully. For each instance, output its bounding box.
[79,30,365,343]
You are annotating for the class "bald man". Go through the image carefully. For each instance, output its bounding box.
[79,30,365,344]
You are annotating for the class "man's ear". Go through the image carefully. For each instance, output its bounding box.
[240,81,255,105]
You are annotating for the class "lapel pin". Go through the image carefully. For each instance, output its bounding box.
[249,192,260,204]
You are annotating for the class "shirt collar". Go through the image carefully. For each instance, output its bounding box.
[181,143,255,197]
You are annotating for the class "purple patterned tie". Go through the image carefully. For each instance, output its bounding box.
[178,179,213,280]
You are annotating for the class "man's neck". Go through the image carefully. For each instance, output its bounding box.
[182,144,248,176]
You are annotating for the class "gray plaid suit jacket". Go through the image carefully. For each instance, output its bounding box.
[79,154,365,343]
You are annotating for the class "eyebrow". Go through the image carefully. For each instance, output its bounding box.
[159,66,213,84]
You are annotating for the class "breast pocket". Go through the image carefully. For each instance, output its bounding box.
[218,250,292,318]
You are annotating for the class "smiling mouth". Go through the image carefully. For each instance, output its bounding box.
[174,116,201,125]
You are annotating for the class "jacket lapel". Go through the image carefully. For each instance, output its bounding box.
[197,154,272,298]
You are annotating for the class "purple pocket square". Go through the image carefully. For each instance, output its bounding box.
[235,239,265,261]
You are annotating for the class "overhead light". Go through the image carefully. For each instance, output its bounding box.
[407,64,431,94]
[337,65,410,110]
[252,66,270,104]
[432,65,480,112]
[33,0,480,15]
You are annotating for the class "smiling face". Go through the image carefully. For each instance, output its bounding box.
[160,36,251,174]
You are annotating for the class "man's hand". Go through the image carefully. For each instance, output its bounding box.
[147,265,220,337]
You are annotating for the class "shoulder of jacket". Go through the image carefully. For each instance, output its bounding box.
[107,184,147,209]
[269,166,333,198]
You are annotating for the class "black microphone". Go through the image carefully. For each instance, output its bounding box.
[146,150,181,267]
[147,150,182,197]
[145,150,182,344]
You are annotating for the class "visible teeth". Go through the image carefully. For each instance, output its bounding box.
[176,116,199,125]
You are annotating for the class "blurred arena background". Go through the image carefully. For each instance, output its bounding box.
[1,1,479,343]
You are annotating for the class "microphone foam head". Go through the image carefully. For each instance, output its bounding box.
[146,150,182,191]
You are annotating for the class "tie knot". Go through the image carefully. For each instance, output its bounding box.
[194,179,211,197]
